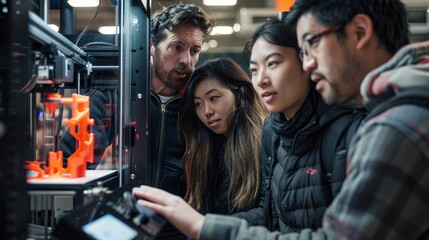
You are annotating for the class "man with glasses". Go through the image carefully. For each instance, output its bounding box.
[287,0,429,239]
[132,0,429,239]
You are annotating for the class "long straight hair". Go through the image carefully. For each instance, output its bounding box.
[180,57,268,211]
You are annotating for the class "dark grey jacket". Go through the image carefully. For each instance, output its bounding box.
[234,89,363,233]
[147,91,186,196]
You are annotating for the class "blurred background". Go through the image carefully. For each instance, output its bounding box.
[44,0,429,53]
[45,0,429,58]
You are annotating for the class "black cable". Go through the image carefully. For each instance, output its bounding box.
[82,41,116,48]
[75,0,103,46]
[55,88,65,152]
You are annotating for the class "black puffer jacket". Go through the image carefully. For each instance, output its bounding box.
[234,89,364,233]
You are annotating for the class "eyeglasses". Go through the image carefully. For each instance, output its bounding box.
[300,27,342,59]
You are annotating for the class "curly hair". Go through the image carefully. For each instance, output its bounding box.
[151,3,215,46]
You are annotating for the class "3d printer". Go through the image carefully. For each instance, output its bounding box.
[1,0,161,239]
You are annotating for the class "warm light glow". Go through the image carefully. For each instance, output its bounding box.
[98,26,119,34]
[210,26,234,35]
[48,24,59,32]
[276,0,295,12]
[203,0,236,6]
[68,0,100,7]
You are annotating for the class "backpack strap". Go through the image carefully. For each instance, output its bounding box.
[321,109,364,198]
[321,110,352,182]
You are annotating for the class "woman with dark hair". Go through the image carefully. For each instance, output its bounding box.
[179,57,268,215]
[232,19,365,232]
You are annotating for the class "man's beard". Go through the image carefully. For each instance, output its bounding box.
[153,57,193,92]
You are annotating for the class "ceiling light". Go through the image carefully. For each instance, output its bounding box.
[208,39,218,48]
[48,24,59,32]
[67,0,100,7]
[233,23,241,32]
[210,26,234,35]
[98,26,119,34]
[203,0,237,6]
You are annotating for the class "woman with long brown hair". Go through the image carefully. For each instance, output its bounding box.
[179,57,268,214]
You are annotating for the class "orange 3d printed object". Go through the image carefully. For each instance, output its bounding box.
[26,93,94,179]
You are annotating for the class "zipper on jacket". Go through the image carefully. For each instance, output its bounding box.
[154,102,166,187]
[276,118,317,216]
[152,93,181,188]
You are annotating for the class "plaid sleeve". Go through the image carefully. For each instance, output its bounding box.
[323,106,429,239]
[199,106,429,240]
[200,214,325,240]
